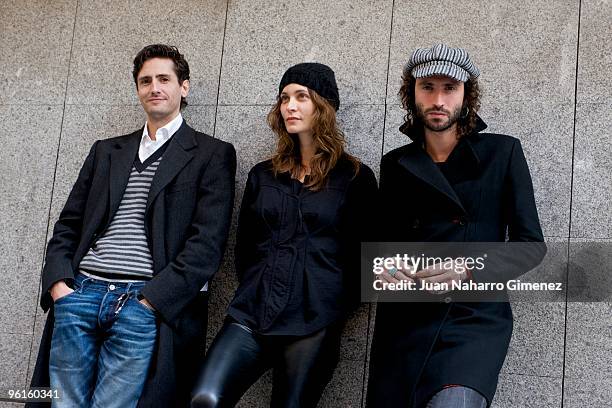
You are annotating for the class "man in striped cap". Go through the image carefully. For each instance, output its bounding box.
[30,44,237,407]
[402,43,480,136]
[368,43,544,407]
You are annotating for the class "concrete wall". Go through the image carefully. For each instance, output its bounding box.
[0,0,610,406]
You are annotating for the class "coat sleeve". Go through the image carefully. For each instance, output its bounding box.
[505,139,544,242]
[472,139,546,283]
[40,141,99,311]
[234,167,258,281]
[140,142,237,326]
[340,163,379,311]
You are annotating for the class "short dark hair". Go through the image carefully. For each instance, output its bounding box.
[133,44,190,109]
[398,74,481,138]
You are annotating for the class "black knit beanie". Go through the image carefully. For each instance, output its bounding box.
[278,62,340,111]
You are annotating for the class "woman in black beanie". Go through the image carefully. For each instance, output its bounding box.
[191,62,378,408]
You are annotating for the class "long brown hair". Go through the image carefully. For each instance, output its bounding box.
[267,89,360,191]
[398,74,481,138]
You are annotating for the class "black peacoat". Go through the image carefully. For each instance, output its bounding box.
[28,121,236,407]
[366,117,545,408]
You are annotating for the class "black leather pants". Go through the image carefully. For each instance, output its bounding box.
[191,320,343,408]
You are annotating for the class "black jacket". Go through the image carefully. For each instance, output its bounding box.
[29,122,236,407]
[367,117,544,408]
[228,157,378,335]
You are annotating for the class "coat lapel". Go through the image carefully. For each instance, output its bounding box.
[109,131,141,222]
[146,122,196,212]
[443,136,481,185]
[397,145,467,213]
[396,116,488,214]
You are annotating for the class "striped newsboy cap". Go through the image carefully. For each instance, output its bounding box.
[404,44,480,82]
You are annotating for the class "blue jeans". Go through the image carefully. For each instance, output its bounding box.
[49,274,157,408]
[425,386,487,408]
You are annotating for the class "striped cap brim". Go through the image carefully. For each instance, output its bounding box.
[411,61,470,82]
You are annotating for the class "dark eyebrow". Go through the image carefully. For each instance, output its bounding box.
[138,73,172,81]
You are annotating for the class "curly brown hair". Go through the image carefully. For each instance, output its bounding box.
[132,44,190,109]
[267,89,360,191]
[398,73,481,138]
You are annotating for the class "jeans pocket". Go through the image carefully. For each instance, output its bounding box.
[75,276,91,292]
[53,289,78,305]
[53,276,91,305]
[132,297,157,317]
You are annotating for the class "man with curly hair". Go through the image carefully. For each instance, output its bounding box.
[29,44,236,407]
[367,44,544,407]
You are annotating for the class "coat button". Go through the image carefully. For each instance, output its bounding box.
[452,216,467,226]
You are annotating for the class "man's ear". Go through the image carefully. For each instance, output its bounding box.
[181,79,190,97]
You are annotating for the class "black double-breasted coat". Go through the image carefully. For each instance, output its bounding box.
[28,122,236,407]
[366,117,544,408]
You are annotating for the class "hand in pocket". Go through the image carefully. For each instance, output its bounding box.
[50,280,75,302]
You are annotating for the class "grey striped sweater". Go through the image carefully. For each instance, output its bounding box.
[79,149,164,281]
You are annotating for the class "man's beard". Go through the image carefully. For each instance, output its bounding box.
[415,103,462,132]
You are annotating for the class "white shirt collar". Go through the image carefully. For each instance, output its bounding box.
[139,113,183,162]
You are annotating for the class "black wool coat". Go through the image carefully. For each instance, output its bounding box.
[227,157,378,335]
[28,122,236,407]
[366,117,545,408]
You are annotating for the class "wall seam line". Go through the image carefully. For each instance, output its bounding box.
[561,0,583,406]
[361,0,396,406]
[212,0,231,138]
[25,0,82,384]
